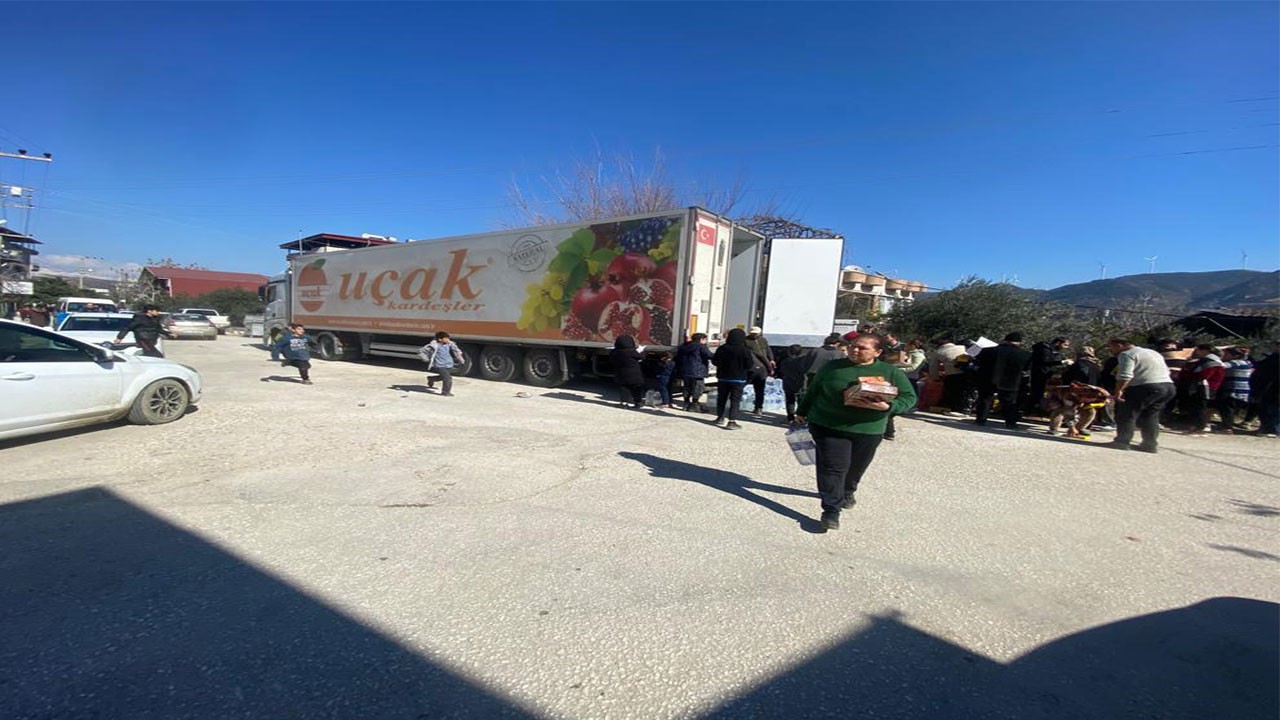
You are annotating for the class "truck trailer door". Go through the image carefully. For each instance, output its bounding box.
[760,237,843,347]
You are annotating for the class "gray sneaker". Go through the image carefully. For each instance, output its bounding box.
[714,417,728,428]
[820,511,840,531]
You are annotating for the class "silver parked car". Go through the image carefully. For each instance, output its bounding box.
[162,313,219,340]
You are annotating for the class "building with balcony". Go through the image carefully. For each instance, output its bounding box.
[838,265,927,318]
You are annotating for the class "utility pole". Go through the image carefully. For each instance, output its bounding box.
[0,147,54,238]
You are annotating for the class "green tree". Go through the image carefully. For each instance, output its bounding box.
[31,276,82,305]
[885,277,1092,344]
[193,288,264,326]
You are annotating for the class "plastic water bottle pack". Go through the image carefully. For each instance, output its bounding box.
[785,425,817,466]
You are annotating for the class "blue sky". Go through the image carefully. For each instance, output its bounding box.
[2,1,1276,290]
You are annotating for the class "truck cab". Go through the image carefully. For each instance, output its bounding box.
[260,273,290,347]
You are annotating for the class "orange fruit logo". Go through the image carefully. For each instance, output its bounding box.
[297,259,329,312]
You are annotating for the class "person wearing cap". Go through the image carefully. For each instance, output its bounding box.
[743,326,775,416]
[973,332,1032,429]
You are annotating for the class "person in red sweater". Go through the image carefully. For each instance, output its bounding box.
[1185,344,1225,435]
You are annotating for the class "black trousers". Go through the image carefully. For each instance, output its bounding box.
[287,359,311,381]
[811,425,882,513]
[1216,396,1247,430]
[1115,382,1175,448]
[941,374,967,411]
[975,388,1020,428]
[784,388,801,422]
[137,337,164,358]
[750,375,767,411]
[618,382,645,407]
[683,378,706,409]
[715,382,744,421]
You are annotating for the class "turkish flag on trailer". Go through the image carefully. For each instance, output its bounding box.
[697,224,716,246]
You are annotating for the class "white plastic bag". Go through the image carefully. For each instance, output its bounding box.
[785,425,817,466]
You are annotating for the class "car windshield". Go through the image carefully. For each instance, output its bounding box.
[61,317,133,331]
[185,310,214,315]
[171,314,210,322]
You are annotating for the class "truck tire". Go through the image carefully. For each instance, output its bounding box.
[127,379,191,425]
[314,332,360,361]
[522,348,564,387]
[478,345,521,382]
[455,343,478,376]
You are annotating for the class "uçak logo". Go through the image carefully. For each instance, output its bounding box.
[334,249,492,312]
[297,259,330,312]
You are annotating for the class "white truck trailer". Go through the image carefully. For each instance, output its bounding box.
[262,208,841,387]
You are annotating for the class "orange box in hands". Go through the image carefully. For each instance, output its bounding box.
[842,377,899,406]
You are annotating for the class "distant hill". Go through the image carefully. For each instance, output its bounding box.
[1041,270,1279,314]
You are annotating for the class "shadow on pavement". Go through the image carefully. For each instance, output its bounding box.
[703,598,1279,719]
[0,488,534,718]
[619,451,824,533]
[390,383,435,394]
[1165,448,1280,480]
[909,413,1105,447]
[260,375,305,383]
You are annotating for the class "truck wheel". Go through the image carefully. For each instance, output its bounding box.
[314,332,340,361]
[478,345,521,382]
[455,343,478,376]
[314,332,359,361]
[127,379,191,425]
[522,348,564,387]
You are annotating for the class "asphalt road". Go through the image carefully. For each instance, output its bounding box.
[2,338,1277,719]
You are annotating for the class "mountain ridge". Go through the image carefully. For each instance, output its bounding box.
[1040,270,1278,314]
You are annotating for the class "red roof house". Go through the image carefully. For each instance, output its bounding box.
[140,266,270,297]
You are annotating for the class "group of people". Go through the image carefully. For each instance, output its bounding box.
[15,303,53,327]
[916,331,1279,452]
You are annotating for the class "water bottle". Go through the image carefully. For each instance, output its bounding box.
[786,425,817,466]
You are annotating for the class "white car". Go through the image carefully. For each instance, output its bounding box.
[179,308,230,333]
[55,312,165,354]
[0,318,203,441]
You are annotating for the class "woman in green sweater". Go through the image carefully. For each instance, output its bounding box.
[796,335,917,532]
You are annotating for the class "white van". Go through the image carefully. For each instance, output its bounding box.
[54,297,119,326]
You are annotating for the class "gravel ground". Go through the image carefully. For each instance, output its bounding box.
[2,338,1277,719]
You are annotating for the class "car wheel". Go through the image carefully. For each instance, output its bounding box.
[127,379,191,425]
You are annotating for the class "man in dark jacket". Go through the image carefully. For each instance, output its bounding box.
[1250,342,1279,437]
[778,344,812,424]
[744,326,774,415]
[975,332,1033,429]
[112,304,173,358]
[675,333,714,412]
[1026,336,1070,415]
[711,328,754,429]
[808,333,846,382]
